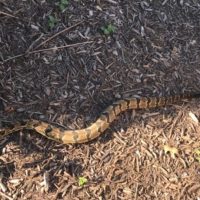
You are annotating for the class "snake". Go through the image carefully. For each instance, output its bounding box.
[0,93,200,144]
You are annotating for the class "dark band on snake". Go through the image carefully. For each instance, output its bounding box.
[0,93,200,144]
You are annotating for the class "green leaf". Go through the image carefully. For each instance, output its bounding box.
[59,0,69,11]
[107,24,115,32]
[101,24,116,35]
[59,4,65,11]
[48,15,57,29]
[78,177,88,186]
[61,0,68,5]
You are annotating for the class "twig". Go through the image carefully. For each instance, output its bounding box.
[26,34,44,53]
[0,11,18,19]
[106,0,117,4]
[2,53,24,63]
[34,21,84,49]
[2,41,93,63]
[169,110,183,138]
[29,41,93,53]
[0,191,13,200]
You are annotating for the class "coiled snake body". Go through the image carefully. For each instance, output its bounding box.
[0,93,200,144]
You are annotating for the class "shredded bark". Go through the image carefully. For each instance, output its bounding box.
[1,0,200,199]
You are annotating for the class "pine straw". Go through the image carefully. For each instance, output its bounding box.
[1,0,200,199]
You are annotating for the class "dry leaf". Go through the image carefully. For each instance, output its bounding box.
[163,145,178,159]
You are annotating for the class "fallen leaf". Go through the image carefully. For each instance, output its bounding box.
[163,145,178,159]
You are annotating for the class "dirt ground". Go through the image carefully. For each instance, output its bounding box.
[1,0,200,199]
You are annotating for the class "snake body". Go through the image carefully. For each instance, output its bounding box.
[0,93,200,144]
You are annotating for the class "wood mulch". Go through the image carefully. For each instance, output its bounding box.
[1,0,200,199]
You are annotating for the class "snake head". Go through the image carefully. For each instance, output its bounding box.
[0,130,6,138]
[26,119,41,129]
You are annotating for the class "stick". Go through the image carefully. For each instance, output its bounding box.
[2,41,93,63]
[34,21,84,49]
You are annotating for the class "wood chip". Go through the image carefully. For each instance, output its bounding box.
[189,111,199,124]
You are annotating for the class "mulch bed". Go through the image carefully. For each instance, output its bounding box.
[1,0,200,199]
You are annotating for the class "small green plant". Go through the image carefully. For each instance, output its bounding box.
[101,24,116,35]
[78,177,88,187]
[59,0,69,11]
[48,15,57,29]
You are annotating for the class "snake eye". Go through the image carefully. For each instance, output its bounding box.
[45,125,53,134]
[20,120,27,126]
[0,131,5,137]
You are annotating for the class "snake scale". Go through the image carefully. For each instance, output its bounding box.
[0,93,200,144]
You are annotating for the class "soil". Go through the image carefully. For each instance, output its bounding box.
[1,0,200,199]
